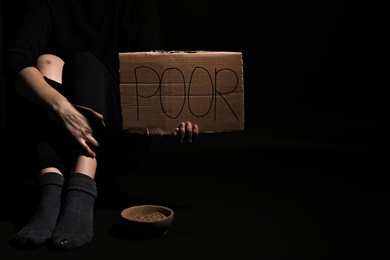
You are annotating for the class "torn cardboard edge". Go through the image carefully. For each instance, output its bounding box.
[119,51,244,135]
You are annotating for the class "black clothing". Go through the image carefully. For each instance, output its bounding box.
[35,53,120,174]
[2,0,164,250]
[3,0,164,84]
[2,0,164,173]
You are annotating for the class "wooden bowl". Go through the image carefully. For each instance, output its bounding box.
[120,205,174,238]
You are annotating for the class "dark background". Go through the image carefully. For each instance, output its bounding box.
[1,1,387,142]
[1,1,388,259]
[155,1,387,145]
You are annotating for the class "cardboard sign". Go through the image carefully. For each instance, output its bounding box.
[119,51,244,134]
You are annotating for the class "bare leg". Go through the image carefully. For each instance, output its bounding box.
[31,54,98,250]
[43,125,100,250]
[71,155,97,179]
[36,54,99,179]
[40,167,62,175]
[36,54,66,176]
[10,56,68,249]
[36,54,64,84]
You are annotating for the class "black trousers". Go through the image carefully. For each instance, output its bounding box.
[35,52,122,174]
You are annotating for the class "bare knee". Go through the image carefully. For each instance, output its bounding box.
[36,54,65,83]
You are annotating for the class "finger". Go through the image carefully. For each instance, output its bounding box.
[85,134,99,148]
[185,121,193,143]
[77,137,97,158]
[74,104,105,126]
[91,110,105,127]
[177,122,186,143]
[171,127,179,137]
[192,124,199,142]
[82,130,99,156]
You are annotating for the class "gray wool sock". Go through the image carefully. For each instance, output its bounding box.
[11,173,64,249]
[49,172,97,250]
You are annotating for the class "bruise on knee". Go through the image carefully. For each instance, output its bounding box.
[36,54,65,83]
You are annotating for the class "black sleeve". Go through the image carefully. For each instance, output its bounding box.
[2,0,53,83]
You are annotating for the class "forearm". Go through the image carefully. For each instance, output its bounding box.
[15,66,99,157]
[15,66,69,115]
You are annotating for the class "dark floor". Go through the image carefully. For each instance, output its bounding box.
[0,122,389,259]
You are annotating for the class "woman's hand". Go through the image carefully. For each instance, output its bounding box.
[57,102,103,158]
[15,67,105,157]
[171,121,199,144]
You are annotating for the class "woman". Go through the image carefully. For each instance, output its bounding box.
[3,0,198,250]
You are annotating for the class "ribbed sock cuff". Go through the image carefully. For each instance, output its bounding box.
[65,172,97,199]
[37,172,65,188]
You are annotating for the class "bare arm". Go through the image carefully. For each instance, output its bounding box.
[16,67,67,111]
[15,67,99,157]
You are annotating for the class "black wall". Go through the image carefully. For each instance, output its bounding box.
[1,1,387,146]
[0,1,5,129]
[157,2,387,144]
